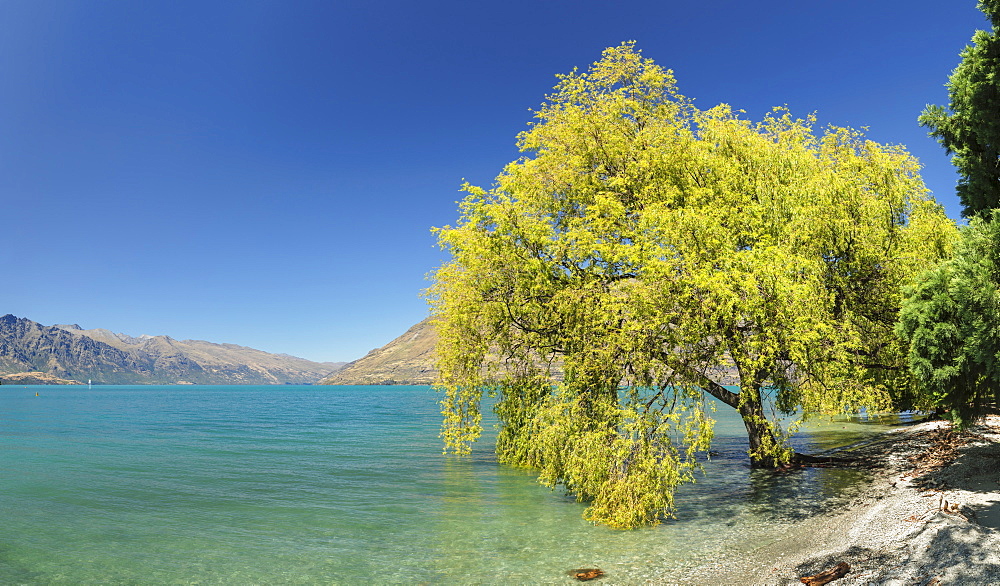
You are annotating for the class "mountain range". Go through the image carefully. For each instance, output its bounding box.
[0,314,344,385]
[1,313,738,387]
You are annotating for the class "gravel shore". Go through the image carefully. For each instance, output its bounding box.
[703,415,1000,585]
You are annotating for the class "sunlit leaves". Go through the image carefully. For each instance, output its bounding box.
[428,42,956,528]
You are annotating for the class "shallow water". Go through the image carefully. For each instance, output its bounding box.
[0,385,894,584]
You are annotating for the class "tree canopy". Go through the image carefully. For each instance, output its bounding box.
[919,0,1000,217]
[901,0,1000,427]
[429,43,956,528]
[898,214,1000,429]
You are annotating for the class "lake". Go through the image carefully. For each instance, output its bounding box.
[0,385,892,584]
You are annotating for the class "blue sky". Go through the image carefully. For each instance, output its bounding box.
[0,1,989,362]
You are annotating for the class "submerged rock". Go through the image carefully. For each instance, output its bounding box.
[567,568,604,581]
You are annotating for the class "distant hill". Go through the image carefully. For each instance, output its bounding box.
[0,314,345,385]
[319,317,561,386]
[321,318,437,385]
[0,371,84,385]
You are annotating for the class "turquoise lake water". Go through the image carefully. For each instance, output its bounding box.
[0,385,894,584]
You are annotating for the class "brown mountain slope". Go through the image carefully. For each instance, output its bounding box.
[320,318,563,386]
[320,318,436,385]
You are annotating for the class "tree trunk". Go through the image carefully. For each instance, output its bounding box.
[737,384,783,468]
[682,363,785,469]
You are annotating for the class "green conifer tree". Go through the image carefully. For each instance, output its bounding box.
[919,0,1000,217]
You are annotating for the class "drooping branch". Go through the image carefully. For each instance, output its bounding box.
[430,42,957,528]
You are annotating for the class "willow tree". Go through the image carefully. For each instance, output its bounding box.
[428,43,956,528]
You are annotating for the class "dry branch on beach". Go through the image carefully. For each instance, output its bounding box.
[799,561,850,585]
[907,426,981,480]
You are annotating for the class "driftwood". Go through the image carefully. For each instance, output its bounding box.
[774,453,859,472]
[791,452,856,465]
[567,568,604,581]
[799,561,850,585]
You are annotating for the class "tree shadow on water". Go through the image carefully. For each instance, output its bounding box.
[739,467,873,523]
[666,466,874,532]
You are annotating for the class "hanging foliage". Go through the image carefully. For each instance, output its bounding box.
[428,43,957,528]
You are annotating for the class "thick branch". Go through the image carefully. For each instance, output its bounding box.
[648,348,742,409]
[677,363,740,408]
[696,374,740,409]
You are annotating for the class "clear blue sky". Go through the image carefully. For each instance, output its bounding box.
[0,1,988,362]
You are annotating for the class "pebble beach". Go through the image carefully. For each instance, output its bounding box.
[693,415,1000,585]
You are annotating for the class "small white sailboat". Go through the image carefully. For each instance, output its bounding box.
[88,379,92,390]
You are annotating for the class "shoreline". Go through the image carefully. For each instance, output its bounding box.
[683,415,1000,584]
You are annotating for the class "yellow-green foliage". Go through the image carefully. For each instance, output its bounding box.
[427,42,957,528]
